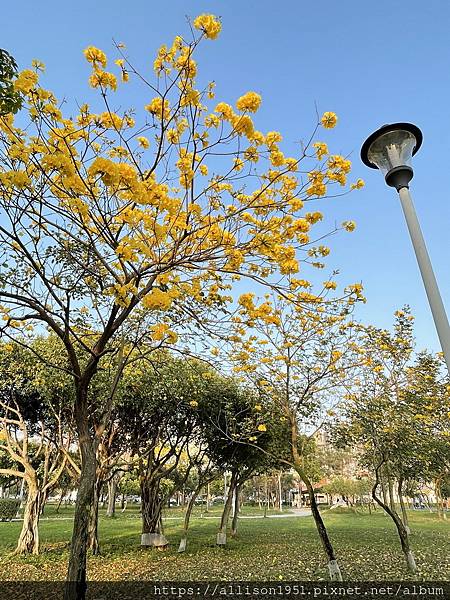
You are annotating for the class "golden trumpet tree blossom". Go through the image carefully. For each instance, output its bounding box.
[0,13,362,597]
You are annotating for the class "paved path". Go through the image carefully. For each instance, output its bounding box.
[9,509,312,522]
[226,508,311,519]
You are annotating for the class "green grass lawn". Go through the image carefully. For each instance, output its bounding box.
[0,507,448,581]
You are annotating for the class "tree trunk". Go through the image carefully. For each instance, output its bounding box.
[88,477,102,555]
[64,429,97,600]
[39,488,49,516]
[290,414,342,581]
[217,471,237,545]
[398,478,410,534]
[387,472,396,513]
[178,491,197,552]
[264,476,269,517]
[231,484,241,537]
[205,482,210,513]
[223,472,228,505]
[140,477,168,547]
[56,488,67,514]
[15,481,42,555]
[381,475,388,507]
[373,466,416,574]
[277,473,283,512]
[434,479,443,520]
[106,477,118,518]
[294,463,343,580]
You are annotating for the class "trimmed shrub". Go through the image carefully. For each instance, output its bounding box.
[0,498,20,521]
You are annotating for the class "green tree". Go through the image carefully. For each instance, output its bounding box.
[0,49,23,115]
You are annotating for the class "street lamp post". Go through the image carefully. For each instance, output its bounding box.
[361,123,450,373]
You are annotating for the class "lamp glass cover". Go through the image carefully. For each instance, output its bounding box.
[367,129,417,175]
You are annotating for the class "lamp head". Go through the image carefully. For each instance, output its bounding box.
[361,123,422,190]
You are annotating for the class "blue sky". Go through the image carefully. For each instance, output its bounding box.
[3,0,449,353]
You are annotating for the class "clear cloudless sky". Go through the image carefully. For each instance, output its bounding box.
[2,0,449,353]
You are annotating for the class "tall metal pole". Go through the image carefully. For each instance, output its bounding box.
[397,186,450,372]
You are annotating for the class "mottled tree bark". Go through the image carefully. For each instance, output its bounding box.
[15,481,42,555]
[140,477,167,547]
[387,472,396,513]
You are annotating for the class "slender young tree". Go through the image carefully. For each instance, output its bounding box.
[227,291,363,579]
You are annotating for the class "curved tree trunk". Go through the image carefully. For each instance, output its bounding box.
[217,471,237,546]
[290,415,342,581]
[15,480,42,555]
[140,477,167,547]
[64,424,97,600]
[373,465,416,574]
[294,462,343,581]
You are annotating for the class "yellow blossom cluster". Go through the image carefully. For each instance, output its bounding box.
[84,46,107,68]
[84,47,117,92]
[313,142,328,160]
[236,91,262,113]
[350,179,365,190]
[193,14,222,40]
[137,136,150,149]
[321,111,338,128]
[114,58,129,82]
[342,221,356,232]
[150,323,178,343]
[89,69,117,92]
[142,288,173,311]
[13,69,39,94]
[145,97,170,119]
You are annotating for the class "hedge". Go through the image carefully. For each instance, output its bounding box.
[0,498,20,521]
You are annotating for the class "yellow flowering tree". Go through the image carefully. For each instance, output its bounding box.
[335,309,450,574]
[227,291,363,579]
[0,14,362,595]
